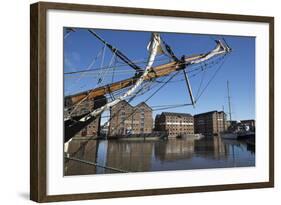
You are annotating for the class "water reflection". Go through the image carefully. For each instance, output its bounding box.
[194,136,228,160]
[64,136,255,176]
[154,139,195,161]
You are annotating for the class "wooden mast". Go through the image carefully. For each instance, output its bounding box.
[63,38,231,142]
[65,54,204,106]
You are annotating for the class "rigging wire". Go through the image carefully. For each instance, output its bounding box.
[64,28,75,39]
[66,71,159,120]
[88,29,143,72]
[64,32,232,159]
[195,54,228,103]
[63,56,170,75]
[100,71,180,132]
[65,53,226,114]
[65,33,230,124]
[67,49,116,118]
[64,45,105,95]
[65,54,226,113]
[87,80,157,130]
[152,103,193,111]
[64,54,224,82]
[195,65,207,100]
[100,52,228,133]
[94,75,167,128]
[193,55,226,99]
[66,73,172,115]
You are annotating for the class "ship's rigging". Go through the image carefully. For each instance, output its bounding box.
[63,29,232,142]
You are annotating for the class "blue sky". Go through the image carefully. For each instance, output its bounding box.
[64,28,255,121]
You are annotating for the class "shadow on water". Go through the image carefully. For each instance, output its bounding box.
[64,135,255,176]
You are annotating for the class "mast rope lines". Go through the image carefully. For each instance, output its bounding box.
[66,46,117,119]
[64,28,76,39]
[64,55,223,80]
[64,44,106,95]
[64,33,231,123]
[99,51,228,133]
[64,29,148,120]
[63,56,169,75]
[100,72,181,135]
[79,33,162,122]
[88,29,143,73]
[99,53,227,135]
[195,54,229,103]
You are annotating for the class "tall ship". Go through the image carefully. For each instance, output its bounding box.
[64,30,232,143]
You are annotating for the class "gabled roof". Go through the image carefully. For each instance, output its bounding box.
[135,102,152,111]
[113,100,152,110]
[115,100,134,108]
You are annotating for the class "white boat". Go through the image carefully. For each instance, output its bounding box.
[221,132,238,139]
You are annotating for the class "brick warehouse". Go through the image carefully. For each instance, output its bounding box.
[64,98,100,138]
[194,110,226,136]
[108,100,153,136]
[154,112,194,138]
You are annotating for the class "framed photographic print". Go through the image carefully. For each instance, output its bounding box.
[30,1,274,202]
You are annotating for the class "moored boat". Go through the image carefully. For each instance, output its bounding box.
[221,132,238,139]
[237,131,255,140]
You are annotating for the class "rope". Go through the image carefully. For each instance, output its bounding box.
[99,81,154,135]
[64,28,75,39]
[161,38,179,62]
[98,51,116,87]
[65,54,226,115]
[64,56,169,75]
[152,103,193,111]
[88,29,142,72]
[102,72,179,133]
[65,45,105,94]
[195,62,209,99]
[195,54,228,102]
[67,47,113,118]
[63,58,219,81]
[65,156,129,173]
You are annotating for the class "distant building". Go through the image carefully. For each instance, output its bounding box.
[108,100,153,136]
[154,112,194,138]
[240,119,255,131]
[194,111,226,135]
[225,120,238,132]
[225,120,255,132]
[78,118,100,138]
